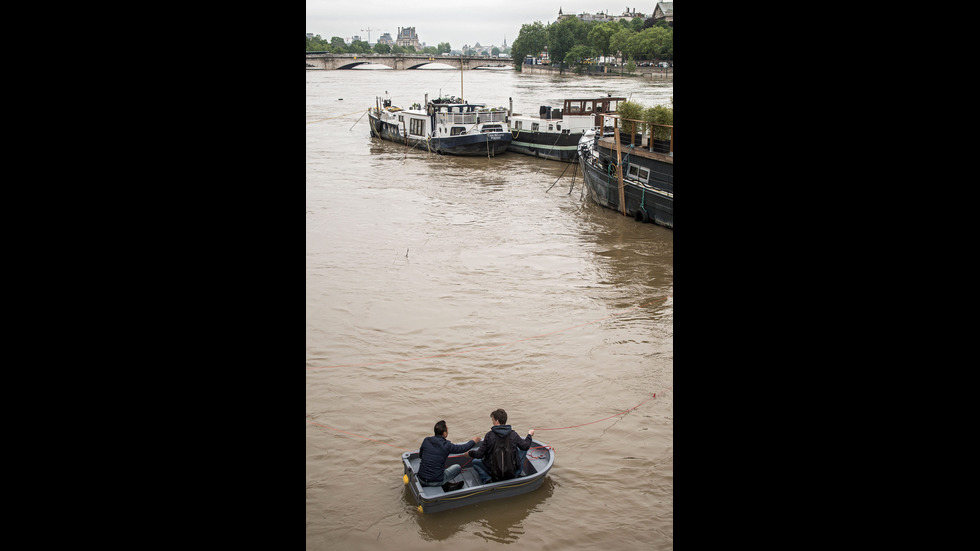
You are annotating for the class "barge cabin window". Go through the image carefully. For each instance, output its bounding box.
[627,164,650,183]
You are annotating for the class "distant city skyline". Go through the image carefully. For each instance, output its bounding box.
[306,2,659,52]
[306,23,513,53]
[310,30,508,53]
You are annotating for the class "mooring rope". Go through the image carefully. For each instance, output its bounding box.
[306,109,367,124]
[567,157,578,195]
[545,161,573,192]
[536,387,671,431]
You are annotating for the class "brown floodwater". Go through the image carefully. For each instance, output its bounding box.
[306,67,673,550]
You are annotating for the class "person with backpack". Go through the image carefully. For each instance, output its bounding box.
[467,408,535,484]
[417,420,482,492]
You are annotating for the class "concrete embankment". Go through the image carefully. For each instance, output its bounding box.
[519,64,672,81]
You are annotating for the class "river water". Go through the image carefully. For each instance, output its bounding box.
[306,67,673,550]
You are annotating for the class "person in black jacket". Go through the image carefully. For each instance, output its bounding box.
[467,408,535,484]
[417,420,482,491]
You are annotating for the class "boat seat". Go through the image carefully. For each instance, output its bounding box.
[419,467,484,496]
[459,467,482,488]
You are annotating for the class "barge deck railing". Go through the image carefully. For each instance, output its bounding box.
[597,113,673,156]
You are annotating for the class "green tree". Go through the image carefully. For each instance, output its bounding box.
[547,16,588,70]
[627,26,672,61]
[330,36,347,51]
[437,42,451,54]
[587,21,618,59]
[609,28,634,63]
[306,34,332,51]
[564,44,594,72]
[373,42,391,54]
[510,21,547,70]
[644,103,674,140]
[617,100,645,137]
[643,17,670,30]
[349,39,372,53]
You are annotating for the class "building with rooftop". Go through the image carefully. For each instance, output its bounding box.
[652,2,673,25]
[396,27,421,50]
[557,6,647,23]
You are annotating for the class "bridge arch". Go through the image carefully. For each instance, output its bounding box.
[334,61,389,69]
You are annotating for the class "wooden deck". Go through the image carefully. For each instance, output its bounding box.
[597,136,673,164]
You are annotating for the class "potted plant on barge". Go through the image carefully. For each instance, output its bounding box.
[615,100,645,146]
[644,98,673,153]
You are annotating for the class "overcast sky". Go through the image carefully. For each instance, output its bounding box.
[306,2,655,51]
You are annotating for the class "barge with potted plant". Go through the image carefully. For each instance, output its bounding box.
[576,100,673,228]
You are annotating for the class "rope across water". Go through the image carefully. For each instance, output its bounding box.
[306,385,671,450]
[306,295,671,370]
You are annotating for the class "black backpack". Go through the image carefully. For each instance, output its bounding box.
[488,431,517,481]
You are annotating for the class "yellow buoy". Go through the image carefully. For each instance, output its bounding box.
[417,505,424,514]
[403,474,409,484]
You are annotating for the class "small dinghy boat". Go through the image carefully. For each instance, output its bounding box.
[401,438,555,513]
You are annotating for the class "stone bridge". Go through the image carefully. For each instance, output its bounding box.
[306,53,512,70]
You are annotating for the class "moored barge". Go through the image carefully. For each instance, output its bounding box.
[577,122,673,228]
[369,94,511,156]
[507,96,625,162]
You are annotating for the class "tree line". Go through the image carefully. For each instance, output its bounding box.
[511,17,672,71]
